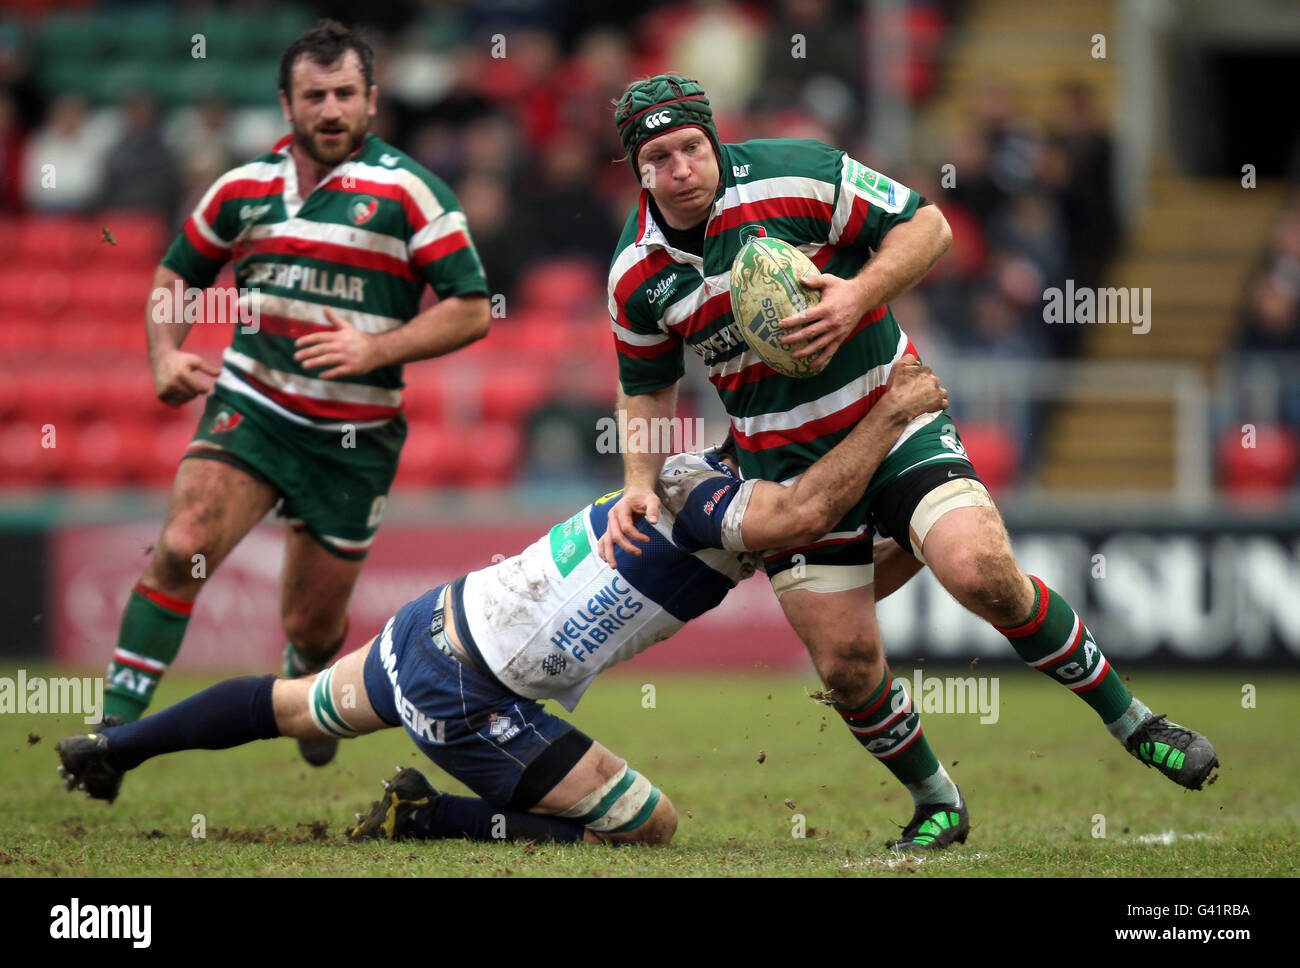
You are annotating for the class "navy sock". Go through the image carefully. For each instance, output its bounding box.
[408,794,586,843]
[104,674,280,772]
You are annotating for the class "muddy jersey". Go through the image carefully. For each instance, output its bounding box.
[459,452,758,710]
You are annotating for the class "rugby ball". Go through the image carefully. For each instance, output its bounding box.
[729,237,827,379]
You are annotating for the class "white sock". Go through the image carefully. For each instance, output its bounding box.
[905,764,960,807]
[1105,696,1154,745]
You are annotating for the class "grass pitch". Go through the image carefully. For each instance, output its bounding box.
[2,665,1295,877]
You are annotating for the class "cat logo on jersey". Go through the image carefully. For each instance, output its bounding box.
[211,410,242,433]
[350,197,378,226]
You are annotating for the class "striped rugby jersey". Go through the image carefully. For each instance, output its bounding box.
[609,137,929,485]
[460,451,757,711]
[163,133,488,431]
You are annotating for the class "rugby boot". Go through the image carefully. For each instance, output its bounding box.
[1125,713,1219,790]
[886,786,970,852]
[348,767,439,841]
[56,731,123,803]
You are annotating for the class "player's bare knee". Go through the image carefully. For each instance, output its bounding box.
[632,791,678,844]
[942,544,1025,623]
[281,610,343,657]
[814,637,883,703]
[150,522,218,590]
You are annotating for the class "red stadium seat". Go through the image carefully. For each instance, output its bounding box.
[18,215,99,266]
[401,378,444,425]
[391,423,466,489]
[0,266,75,317]
[479,366,550,423]
[1218,424,1299,497]
[954,421,1021,492]
[146,417,199,489]
[518,258,605,317]
[461,421,524,487]
[59,418,148,486]
[505,309,587,365]
[13,368,101,424]
[70,267,151,316]
[89,211,169,267]
[0,420,63,486]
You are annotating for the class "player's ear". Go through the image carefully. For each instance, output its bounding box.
[279,89,293,124]
[367,84,378,116]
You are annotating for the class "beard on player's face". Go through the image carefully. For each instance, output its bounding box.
[292,112,368,166]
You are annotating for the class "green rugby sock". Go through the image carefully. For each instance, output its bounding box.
[996,576,1146,741]
[104,582,194,722]
[833,664,957,806]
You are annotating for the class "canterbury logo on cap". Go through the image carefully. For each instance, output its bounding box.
[644,111,672,129]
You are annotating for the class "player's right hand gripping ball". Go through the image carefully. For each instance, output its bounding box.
[729,237,829,379]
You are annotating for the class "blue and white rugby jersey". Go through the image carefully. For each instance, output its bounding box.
[460,452,760,710]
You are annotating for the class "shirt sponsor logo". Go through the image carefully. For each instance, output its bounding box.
[733,164,751,177]
[243,263,367,302]
[548,510,592,578]
[239,203,272,222]
[379,618,446,744]
[548,574,644,664]
[645,272,678,304]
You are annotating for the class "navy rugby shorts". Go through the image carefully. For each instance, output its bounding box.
[362,584,594,809]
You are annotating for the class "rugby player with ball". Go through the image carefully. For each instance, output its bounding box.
[599,75,1219,850]
[55,361,948,847]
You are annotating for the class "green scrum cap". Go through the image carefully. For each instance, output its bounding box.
[614,74,721,181]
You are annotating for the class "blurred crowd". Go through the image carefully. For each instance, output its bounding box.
[1223,192,1300,494]
[0,0,1142,488]
[0,0,1117,353]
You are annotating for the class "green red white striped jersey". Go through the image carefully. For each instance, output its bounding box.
[163,133,488,430]
[609,137,928,484]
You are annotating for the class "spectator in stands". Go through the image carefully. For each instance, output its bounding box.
[457,170,529,304]
[21,93,113,213]
[96,91,180,223]
[1048,81,1119,294]
[522,127,618,267]
[1238,203,1300,354]
[753,0,861,143]
[164,97,236,193]
[975,78,1043,199]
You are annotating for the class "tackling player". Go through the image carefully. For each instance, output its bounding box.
[56,362,948,849]
[599,75,1218,849]
[103,21,491,770]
